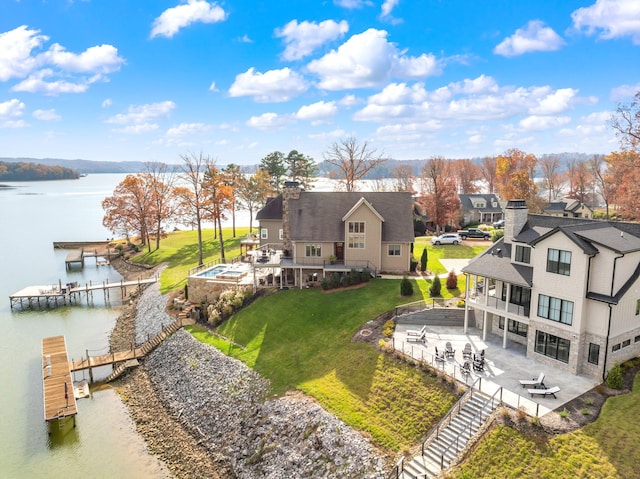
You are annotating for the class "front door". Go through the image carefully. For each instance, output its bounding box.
[334,242,344,263]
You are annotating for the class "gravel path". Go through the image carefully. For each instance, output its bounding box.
[113,276,388,479]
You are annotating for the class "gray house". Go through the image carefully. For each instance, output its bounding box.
[255,182,415,287]
[459,194,503,226]
[463,200,640,380]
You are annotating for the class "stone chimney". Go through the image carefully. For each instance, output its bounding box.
[281,181,301,255]
[504,199,528,244]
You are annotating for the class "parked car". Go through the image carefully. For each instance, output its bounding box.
[493,219,505,228]
[431,233,462,245]
[457,227,491,240]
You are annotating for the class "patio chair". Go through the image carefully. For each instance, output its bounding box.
[473,357,484,372]
[435,347,445,362]
[528,386,560,399]
[407,331,427,344]
[519,372,545,389]
[460,360,472,376]
[445,341,455,359]
[462,343,472,360]
[407,325,427,337]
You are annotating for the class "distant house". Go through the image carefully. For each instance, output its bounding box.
[462,200,640,380]
[544,199,593,219]
[459,194,503,226]
[255,182,415,287]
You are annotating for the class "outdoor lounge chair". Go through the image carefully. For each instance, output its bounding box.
[445,341,455,358]
[519,372,545,389]
[435,347,445,362]
[407,331,427,344]
[472,357,485,372]
[460,360,472,376]
[462,343,472,360]
[407,325,427,337]
[528,386,560,399]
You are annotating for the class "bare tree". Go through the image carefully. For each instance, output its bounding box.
[236,169,271,233]
[323,137,387,192]
[566,159,594,204]
[611,90,640,151]
[539,156,563,202]
[419,157,460,233]
[144,162,178,251]
[479,156,497,194]
[391,163,416,193]
[452,159,481,194]
[590,154,613,218]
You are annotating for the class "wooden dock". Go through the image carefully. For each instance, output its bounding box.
[9,277,157,310]
[42,336,78,424]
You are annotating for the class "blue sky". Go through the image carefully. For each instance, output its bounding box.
[1,0,639,166]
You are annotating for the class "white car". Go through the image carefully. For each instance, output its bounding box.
[431,233,462,245]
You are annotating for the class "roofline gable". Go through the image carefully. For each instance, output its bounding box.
[341,197,385,223]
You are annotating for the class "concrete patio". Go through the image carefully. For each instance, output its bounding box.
[393,321,599,417]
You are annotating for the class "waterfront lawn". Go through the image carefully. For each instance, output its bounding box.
[449,375,640,479]
[129,227,250,293]
[413,237,489,275]
[186,280,458,451]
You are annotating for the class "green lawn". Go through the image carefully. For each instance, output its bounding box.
[450,375,640,479]
[413,236,489,275]
[186,281,458,451]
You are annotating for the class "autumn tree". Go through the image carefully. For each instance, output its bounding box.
[590,155,614,219]
[236,169,271,232]
[285,149,317,189]
[605,150,640,220]
[611,90,640,151]
[391,163,416,193]
[479,156,498,194]
[566,159,594,204]
[203,164,234,261]
[144,162,179,251]
[452,159,480,194]
[495,149,538,204]
[419,157,460,233]
[222,163,243,237]
[102,174,152,247]
[538,155,564,202]
[260,151,287,192]
[323,137,387,192]
[175,152,213,266]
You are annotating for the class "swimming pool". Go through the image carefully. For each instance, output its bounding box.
[196,265,229,278]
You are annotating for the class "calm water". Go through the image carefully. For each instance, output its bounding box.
[0,175,170,479]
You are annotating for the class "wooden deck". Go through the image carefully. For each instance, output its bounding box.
[42,336,78,422]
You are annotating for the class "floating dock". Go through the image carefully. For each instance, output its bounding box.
[42,336,78,426]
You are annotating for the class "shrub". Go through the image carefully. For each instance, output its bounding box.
[320,278,330,290]
[410,259,418,272]
[400,276,413,296]
[446,270,457,289]
[515,406,527,422]
[184,284,189,300]
[420,248,428,272]
[329,273,340,289]
[429,276,442,297]
[559,408,570,419]
[493,229,504,242]
[456,299,465,308]
[606,362,623,389]
[383,320,395,337]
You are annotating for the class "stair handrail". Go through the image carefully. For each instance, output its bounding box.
[386,457,404,479]
[435,385,503,471]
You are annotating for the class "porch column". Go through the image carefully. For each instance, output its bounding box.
[299,268,303,289]
[463,274,470,333]
[503,283,511,349]
[482,310,488,341]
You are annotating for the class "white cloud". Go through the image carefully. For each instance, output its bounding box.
[0,26,46,81]
[338,94,361,107]
[519,115,571,130]
[307,28,441,90]
[102,98,112,108]
[238,34,253,43]
[150,0,228,39]
[610,82,640,101]
[228,67,308,102]
[0,99,27,128]
[308,128,348,140]
[209,81,219,92]
[160,122,212,145]
[40,43,124,73]
[295,100,338,124]
[334,0,370,8]
[246,112,291,130]
[275,19,349,61]
[12,68,90,94]
[529,88,577,115]
[106,101,176,132]
[380,0,402,24]
[571,0,640,44]
[33,109,61,121]
[494,20,565,56]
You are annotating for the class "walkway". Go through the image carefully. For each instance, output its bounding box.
[393,321,598,417]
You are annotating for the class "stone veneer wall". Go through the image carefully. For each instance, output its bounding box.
[281,183,301,256]
[187,276,250,305]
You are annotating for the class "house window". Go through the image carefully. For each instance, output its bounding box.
[538,294,573,325]
[635,335,640,343]
[261,228,268,240]
[501,284,531,315]
[348,221,365,249]
[498,316,528,337]
[623,339,631,348]
[514,245,531,264]
[388,244,401,256]
[588,343,600,365]
[612,343,621,352]
[535,331,570,363]
[636,299,640,315]
[305,244,322,257]
[279,229,283,241]
[547,248,571,276]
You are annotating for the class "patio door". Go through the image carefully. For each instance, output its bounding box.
[334,242,344,263]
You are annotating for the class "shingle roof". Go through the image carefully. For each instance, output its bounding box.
[462,240,533,286]
[459,194,503,213]
[255,196,283,220]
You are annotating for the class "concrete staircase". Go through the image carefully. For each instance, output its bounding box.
[393,384,501,479]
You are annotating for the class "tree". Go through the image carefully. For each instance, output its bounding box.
[391,164,416,193]
[590,154,614,219]
[176,152,213,266]
[429,275,441,297]
[203,164,234,261]
[566,158,594,204]
[259,151,287,192]
[446,270,458,290]
[323,137,387,192]
[610,90,640,151]
[606,150,640,220]
[236,169,272,232]
[539,155,563,202]
[400,276,413,296]
[102,174,152,247]
[144,162,178,251]
[452,159,480,194]
[419,157,460,233]
[285,149,317,189]
[495,149,538,203]
[420,248,428,273]
[222,163,242,237]
[479,156,498,194]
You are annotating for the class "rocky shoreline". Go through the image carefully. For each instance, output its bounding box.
[109,259,388,479]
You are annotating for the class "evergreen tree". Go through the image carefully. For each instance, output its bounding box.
[420,248,428,272]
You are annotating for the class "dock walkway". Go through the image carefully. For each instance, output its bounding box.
[42,336,77,423]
